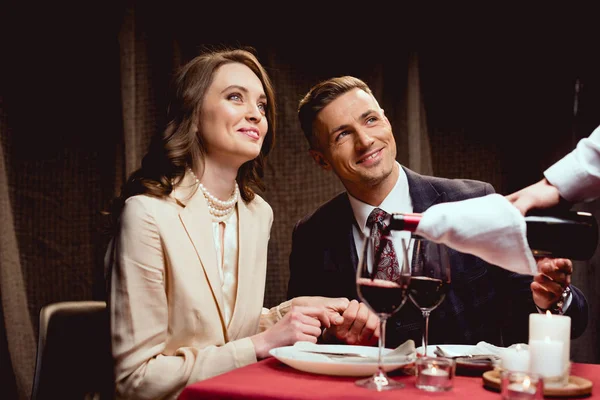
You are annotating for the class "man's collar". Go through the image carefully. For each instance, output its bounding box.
[348,162,411,234]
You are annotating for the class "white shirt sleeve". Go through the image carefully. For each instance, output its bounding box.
[544,125,600,203]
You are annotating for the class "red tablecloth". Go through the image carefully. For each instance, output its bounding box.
[179,358,598,399]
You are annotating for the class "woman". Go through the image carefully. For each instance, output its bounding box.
[106,48,349,400]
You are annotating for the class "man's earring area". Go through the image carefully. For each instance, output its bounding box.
[311,153,329,168]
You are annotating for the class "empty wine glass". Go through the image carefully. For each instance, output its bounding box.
[355,235,411,391]
[408,236,451,358]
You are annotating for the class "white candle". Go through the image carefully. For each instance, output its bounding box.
[418,366,450,388]
[422,366,449,377]
[529,311,570,370]
[416,358,454,391]
[529,336,564,378]
[501,344,530,372]
[505,378,536,399]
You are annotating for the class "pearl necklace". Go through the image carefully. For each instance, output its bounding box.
[188,168,239,222]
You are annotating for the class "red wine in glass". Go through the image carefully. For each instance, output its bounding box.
[408,276,448,311]
[357,278,408,315]
[355,235,410,391]
[408,237,452,357]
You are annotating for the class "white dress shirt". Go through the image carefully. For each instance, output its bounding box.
[348,162,414,270]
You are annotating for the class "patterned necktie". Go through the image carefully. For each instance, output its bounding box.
[366,208,401,282]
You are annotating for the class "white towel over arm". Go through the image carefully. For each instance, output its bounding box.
[415,194,538,275]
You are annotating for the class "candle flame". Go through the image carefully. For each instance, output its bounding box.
[523,376,531,389]
[545,310,552,317]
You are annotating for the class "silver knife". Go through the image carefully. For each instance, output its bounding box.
[296,349,371,358]
[434,346,498,361]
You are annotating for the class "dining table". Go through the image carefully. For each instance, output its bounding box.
[178,357,599,399]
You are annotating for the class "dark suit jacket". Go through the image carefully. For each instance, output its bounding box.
[287,167,588,348]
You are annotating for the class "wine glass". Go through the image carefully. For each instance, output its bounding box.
[407,236,451,358]
[355,235,411,391]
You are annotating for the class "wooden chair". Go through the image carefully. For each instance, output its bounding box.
[31,301,114,399]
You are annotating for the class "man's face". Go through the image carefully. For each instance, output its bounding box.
[310,88,397,196]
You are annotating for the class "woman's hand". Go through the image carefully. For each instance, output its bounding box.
[290,296,349,326]
[251,305,332,359]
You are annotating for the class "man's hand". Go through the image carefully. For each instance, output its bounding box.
[321,299,380,346]
[506,178,562,216]
[532,257,572,310]
[290,296,349,326]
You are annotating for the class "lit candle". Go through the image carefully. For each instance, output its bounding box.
[415,357,454,391]
[423,366,448,377]
[501,344,530,372]
[529,311,570,371]
[419,366,449,386]
[505,376,537,400]
[529,336,564,378]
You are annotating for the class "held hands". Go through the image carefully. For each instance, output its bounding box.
[252,297,349,359]
[506,178,562,216]
[322,299,380,346]
[291,296,349,327]
[531,257,572,310]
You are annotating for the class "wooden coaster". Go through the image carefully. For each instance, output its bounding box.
[482,369,593,397]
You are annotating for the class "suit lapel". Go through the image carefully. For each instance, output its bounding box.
[328,195,360,299]
[328,194,358,270]
[178,189,226,323]
[403,167,446,212]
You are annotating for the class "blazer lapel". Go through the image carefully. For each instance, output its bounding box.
[226,198,258,339]
[331,195,361,298]
[403,166,446,212]
[178,189,226,323]
[340,197,360,272]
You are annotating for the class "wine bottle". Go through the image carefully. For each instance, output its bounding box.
[388,210,598,260]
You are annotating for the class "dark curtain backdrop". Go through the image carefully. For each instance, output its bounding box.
[1,3,599,399]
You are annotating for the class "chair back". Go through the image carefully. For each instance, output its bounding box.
[31,301,114,400]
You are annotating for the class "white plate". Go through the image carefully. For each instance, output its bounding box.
[269,344,414,377]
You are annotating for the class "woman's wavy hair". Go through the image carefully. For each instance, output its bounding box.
[105,48,276,231]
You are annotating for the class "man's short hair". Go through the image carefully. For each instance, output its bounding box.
[298,76,373,148]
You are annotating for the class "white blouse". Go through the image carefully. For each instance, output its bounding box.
[211,209,239,327]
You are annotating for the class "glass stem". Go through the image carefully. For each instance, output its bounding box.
[377,315,387,373]
[422,310,431,357]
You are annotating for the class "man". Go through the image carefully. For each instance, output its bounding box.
[287,76,588,349]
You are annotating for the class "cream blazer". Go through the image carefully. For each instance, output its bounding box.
[107,176,281,400]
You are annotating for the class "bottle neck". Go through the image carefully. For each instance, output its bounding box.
[388,212,422,232]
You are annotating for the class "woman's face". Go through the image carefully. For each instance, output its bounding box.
[198,62,268,167]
